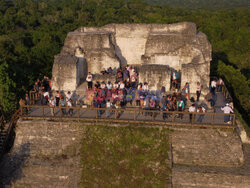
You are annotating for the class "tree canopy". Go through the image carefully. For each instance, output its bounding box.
[0,0,249,124]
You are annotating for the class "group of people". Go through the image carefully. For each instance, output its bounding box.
[19,76,52,114]
[20,69,233,123]
[85,65,214,122]
[47,91,74,116]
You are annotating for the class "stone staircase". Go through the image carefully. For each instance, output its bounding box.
[171,128,250,187]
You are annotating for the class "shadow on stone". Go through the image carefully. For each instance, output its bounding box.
[0,142,30,186]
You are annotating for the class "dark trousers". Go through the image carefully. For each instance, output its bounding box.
[131,82,136,88]
[178,107,183,119]
[189,113,195,123]
[56,97,60,106]
[68,108,73,116]
[136,100,140,106]
[163,111,168,120]
[209,99,215,107]
[196,91,201,101]
[211,87,216,95]
[88,81,92,89]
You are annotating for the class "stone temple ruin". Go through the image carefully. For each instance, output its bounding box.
[52,22,212,95]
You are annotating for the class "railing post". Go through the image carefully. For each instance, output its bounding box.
[115,109,117,119]
[29,91,32,104]
[172,112,175,123]
[192,113,194,124]
[42,106,45,120]
[20,106,23,117]
[211,113,214,124]
[233,114,236,126]
[96,108,98,119]
[60,107,62,120]
[78,107,80,121]
[134,110,136,120]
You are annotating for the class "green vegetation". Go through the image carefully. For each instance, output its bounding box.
[80,125,171,186]
[144,0,250,9]
[0,0,249,126]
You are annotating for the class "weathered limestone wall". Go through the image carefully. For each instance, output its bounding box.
[52,22,212,94]
[139,65,171,91]
[52,55,78,91]
[182,63,210,93]
[60,32,120,74]
[92,74,116,85]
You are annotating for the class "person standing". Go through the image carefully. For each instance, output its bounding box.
[67,98,73,117]
[86,72,93,89]
[211,80,217,95]
[183,82,190,100]
[216,77,224,92]
[221,103,234,124]
[177,98,185,119]
[49,97,55,116]
[55,91,60,106]
[106,99,112,118]
[66,91,72,100]
[188,104,196,123]
[59,96,66,115]
[196,82,202,102]
[172,70,179,90]
[19,98,27,115]
[197,106,206,123]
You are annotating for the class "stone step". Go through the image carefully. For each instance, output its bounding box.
[172,171,250,187]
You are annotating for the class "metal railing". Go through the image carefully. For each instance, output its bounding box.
[26,79,236,127]
[20,105,236,127]
[0,109,20,158]
[29,91,41,105]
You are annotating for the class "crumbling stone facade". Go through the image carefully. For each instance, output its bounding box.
[52,22,211,93]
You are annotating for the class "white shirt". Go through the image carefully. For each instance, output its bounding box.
[49,99,55,107]
[221,106,233,114]
[178,101,183,107]
[44,92,49,98]
[142,85,148,91]
[66,94,72,99]
[189,106,196,112]
[211,80,216,88]
[100,84,106,89]
[86,74,92,82]
[197,85,201,92]
[106,83,112,90]
[67,101,72,107]
[114,83,119,89]
[173,72,176,80]
[119,83,125,89]
[106,102,111,108]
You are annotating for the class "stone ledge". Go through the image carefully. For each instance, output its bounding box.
[236,119,250,144]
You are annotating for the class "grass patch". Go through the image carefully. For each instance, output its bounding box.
[235,110,250,138]
[80,125,171,187]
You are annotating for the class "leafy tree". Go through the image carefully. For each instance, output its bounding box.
[0,61,17,116]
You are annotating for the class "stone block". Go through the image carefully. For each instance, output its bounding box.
[139,65,171,91]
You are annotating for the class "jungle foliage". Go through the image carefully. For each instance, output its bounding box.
[0,0,249,124]
[144,0,250,9]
